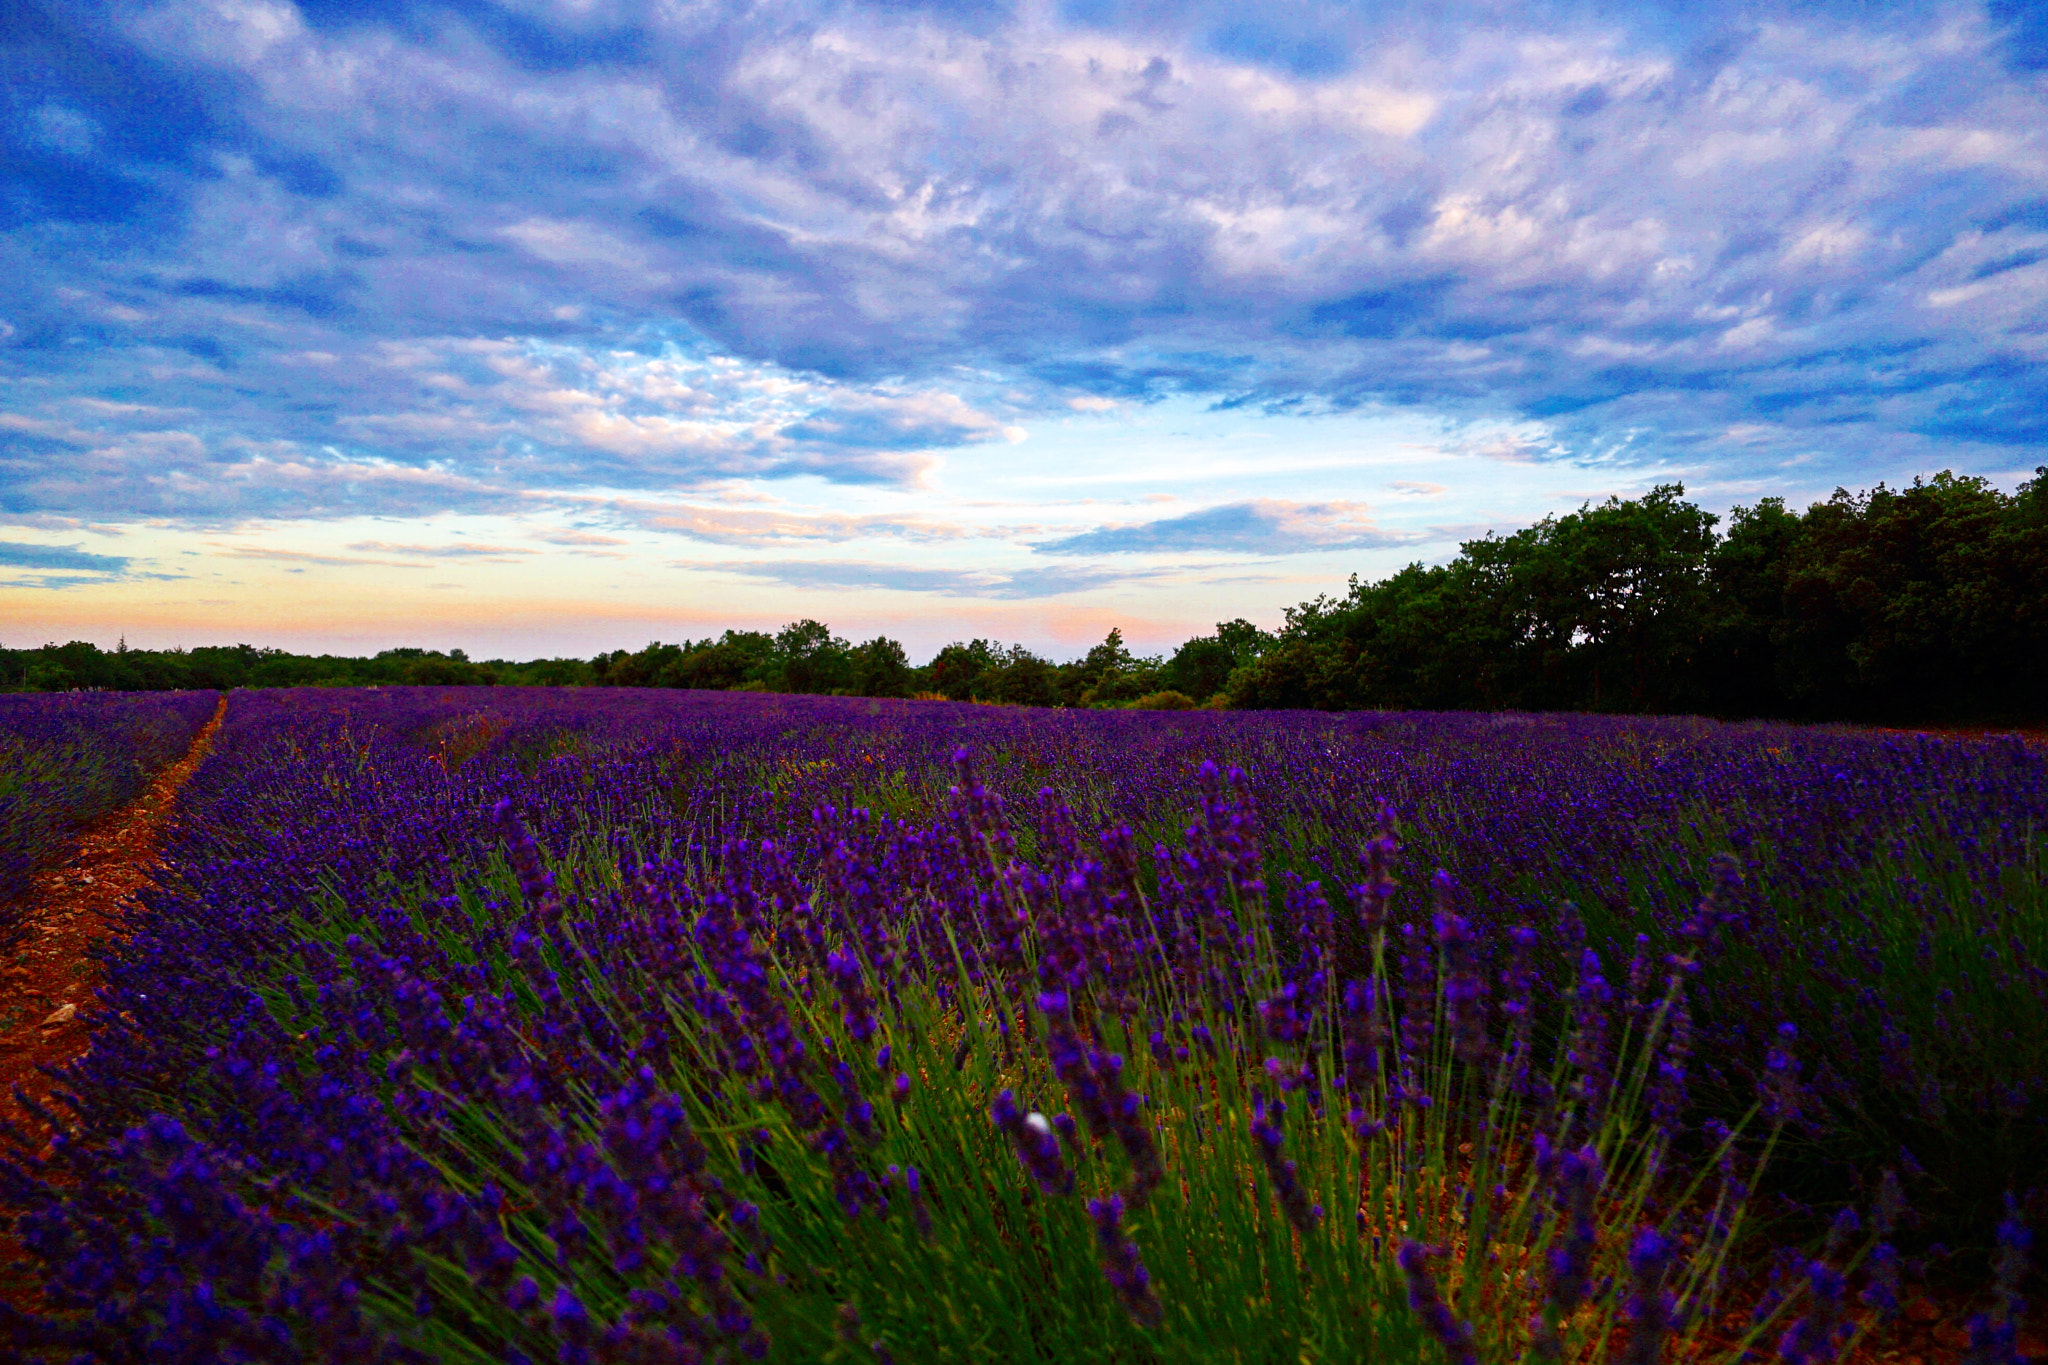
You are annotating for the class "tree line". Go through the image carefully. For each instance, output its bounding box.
[7,468,2044,723]
[1231,466,2048,722]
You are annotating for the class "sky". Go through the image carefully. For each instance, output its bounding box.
[3,0,2046,662]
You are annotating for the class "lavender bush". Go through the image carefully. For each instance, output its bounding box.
[0,687,2037,1361]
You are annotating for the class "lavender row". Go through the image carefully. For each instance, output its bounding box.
[0,689,219,947]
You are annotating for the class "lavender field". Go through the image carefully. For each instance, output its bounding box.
[1,687,2041,1363]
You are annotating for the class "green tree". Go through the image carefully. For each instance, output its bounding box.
[673,632,776,690]
[985,645,1063,706]
[1226,486,1719,714]
[1526,483,1719,712]
[1222,636,1328,710]
[403,655,487,686]
[851,636,913,698]
[1061,628,1142,706]
[926,639,1003,701]
[1776,472,2033,720]
[604,642,684,688]
[771,620,852,694]
[1164,619,1270,702]
[1702,498,1807,717]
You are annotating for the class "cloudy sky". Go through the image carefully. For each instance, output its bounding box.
[4,0,2045,660]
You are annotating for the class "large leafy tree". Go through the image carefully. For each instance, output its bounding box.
[1521,484,1719,712]
[925,639,1005,701]
[1231,484,1721,714]
[1165,618,1271,702]
[850,636,913,699]
[772,620,853,695]
[1777,472,2042,719]
[1702,498,1807,719]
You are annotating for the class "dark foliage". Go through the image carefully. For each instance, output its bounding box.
[1225,468,2048,723]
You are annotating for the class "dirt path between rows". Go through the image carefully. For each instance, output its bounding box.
[0,693,227,1312]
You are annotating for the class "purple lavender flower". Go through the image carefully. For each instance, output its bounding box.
[1626,933,1654,1023]
[1398,1241,1477,1365]
[1043,1024,1162,1206]
[11,684,2047,1362]
[1530,1140,1603,1361]
[551,1283,594,1365]
[1649,988,1693,1138]
[1498,924,1538,1028]
[1341,976,1386,1092]
[1258,981,1309,1046]
[1620,1227,1678,1365]
[1859,1243,1902,1325]
[824,946,878,1045]
[1775,1260,1850,1365]
[1352,802,1401,938]
[903,1166,935,1239]
[1088,1194,1163,1327]
[1562,947,1613,1130]
[1434,901,1489,1066]
[833,1060,879,1145]
[1963,1195,2033,1365]
[492,798,558,907]
[1052,1112,1082,1163]
[990,1090,1074,1197]
[1761,1022,1802,1125]
[509,1276,543,1312]
[1250,1090,1321,1236]
[1675,852,1745,966]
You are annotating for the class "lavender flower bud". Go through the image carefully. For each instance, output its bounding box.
[1620,1228,1677,1365]
[1761,1022,1802,1124]
[1250,1091,1320,1236]
[1088,1194,1163,1327]
[1776,1261,1848,1365]
[991,1090,1073,1197]
[1398,1242,1477,1365]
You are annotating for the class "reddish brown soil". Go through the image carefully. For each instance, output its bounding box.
[1859,723,2048,748]
[0,695,225,1313]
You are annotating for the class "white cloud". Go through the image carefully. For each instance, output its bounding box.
[4,0,2045,546]
[1037,498,1426,555]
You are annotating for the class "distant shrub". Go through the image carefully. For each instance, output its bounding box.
[1131,690,1197,710]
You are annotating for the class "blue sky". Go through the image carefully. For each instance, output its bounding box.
[3,0,2046,659]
